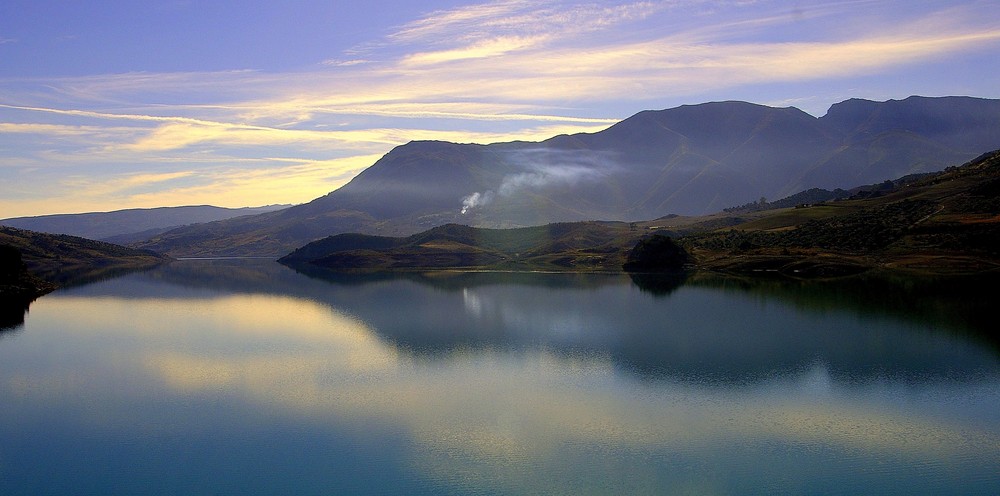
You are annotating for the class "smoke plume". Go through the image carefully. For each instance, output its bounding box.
[459,148,619,214]
[460,191,495,214]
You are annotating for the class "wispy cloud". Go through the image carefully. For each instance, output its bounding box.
[2,0,999,216]
[320,59,371,67]
[303,103,619,124]
[387,0,668,68]
[389,0,664,44]
[375,3,1000,102]
[2,102,612,150]
[118,155,383,209]
[62,171,196,197]
[0,122,135,137]
[7,3,995,121]
[401,35,549,66]
[0,154,385,217]
[389,0,525,39]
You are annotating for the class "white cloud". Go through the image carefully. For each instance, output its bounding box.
[401,35,550,66]
[6,4,996,124]
[2,1,999,215]
[320,59,371,67]
[0,122,136,137]
[389,0,664,44]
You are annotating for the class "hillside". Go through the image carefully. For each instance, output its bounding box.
[1,204,290,242]
[280,222,639,271]
[677,149,1000,276]
[1,227,170,330]
[134,96,1000,257]
[283,149,1000,277]
[0,226,169,286]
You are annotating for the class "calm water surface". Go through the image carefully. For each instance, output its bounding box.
[1,259,998,495]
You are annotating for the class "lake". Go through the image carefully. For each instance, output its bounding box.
[1,259,998,495]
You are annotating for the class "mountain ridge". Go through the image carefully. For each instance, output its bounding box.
[1,204,291,243]
[132,96,1000,257]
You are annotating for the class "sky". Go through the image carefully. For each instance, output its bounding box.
[1,0,999,218]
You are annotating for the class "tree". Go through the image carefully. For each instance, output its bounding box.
[622,234,689,272]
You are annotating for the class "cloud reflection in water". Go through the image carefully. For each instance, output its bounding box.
[7,263,997,494]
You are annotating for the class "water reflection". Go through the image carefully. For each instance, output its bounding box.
[3,260,997,495]
[61,260,999,383]
[626,270,689,296]
[687,272,999,351]
[0,299,30,333]
[290,266,998,383]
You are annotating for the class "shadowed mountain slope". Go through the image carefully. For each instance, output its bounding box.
[134,96,1000,257]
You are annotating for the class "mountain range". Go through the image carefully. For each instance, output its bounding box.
[125,96,1000,257]
[0,204,290,244]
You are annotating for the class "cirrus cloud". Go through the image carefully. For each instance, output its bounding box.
[1,0,999,216]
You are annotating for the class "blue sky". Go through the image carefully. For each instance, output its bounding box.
[2,0,998,217]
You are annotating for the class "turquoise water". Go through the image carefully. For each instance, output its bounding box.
[1,259,998,495]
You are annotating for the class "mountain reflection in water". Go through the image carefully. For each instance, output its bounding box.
[58,259,998,383]
[2,259,996,495]
[135,260,992,381]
